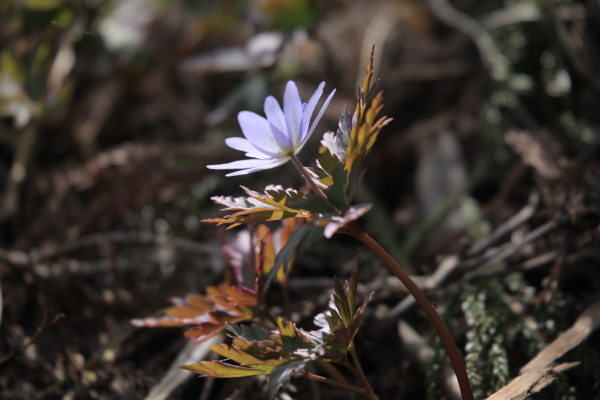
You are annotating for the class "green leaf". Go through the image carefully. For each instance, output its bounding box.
[268,359,308,400]
[348,255,360,316]
[312,258,374,352]
[333,277,351,325]
[324,163,349,211]
[265,223,325,288]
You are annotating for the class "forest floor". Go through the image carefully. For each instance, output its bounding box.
[1,1,600,399]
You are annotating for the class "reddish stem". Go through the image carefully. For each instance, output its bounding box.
[302,372,366,395]
[344,222,474,400]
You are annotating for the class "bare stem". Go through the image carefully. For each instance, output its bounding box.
[342,350,379,400]
[302,372,366,395]
[343,222,474,400]
[289,153,327,198]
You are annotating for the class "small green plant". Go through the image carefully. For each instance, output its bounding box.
[136,47,474,400]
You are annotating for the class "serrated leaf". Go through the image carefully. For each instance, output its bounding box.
[268,359,308,400]
[132,284,258,344]
[311,259,374,353]
[209,342,283,368]
[319,106,352,176]
[315,46,391,212]
[277,317,296,338]
[180,360,268,378]
[184,322,224,342]
[225,322,245,340]
[344,90,392,180]
[209,343,264,366]
[333,277,351,325]
[324,163,349,211]
[323,203,373,238]
[251,185,334,214]
[348,256,360,316]
[265,223,325,288]
[251,324,271,341]
[346,293,374,344]
[225,322,271,343]
[221,285,258,307]
[317,145,339,180]
[204,208,298,229]
[204,185,333,228]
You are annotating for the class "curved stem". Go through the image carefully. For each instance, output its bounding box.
[344,222,474,400]
[289,154,327,198]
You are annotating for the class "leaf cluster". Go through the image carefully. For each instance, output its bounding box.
[132,218,308,340]
[316,46,392,212]
[181,263,373,399]
[131,285,259,343]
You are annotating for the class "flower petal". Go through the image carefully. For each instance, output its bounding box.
[224,158,290,177]
[264,96,289,139]
[237,111,280,157]
[207,158,281,171]
[283,81,303,147]
[300,88,336,150]
[225,137,269,159]
[269,121,293,151]
[299,81,325,142]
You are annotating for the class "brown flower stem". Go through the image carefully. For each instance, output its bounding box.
[341,351,379,400]
[343,222,474,400]
[289,153,327,198]
[302,372,366,395]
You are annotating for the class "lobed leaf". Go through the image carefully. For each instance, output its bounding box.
[132,284,259,344]
[322,203,373,238]
[268,360,308,400]
[316,46,391,213]
[266,223,325,288]
[180,360,268,378]
[204,185,334,228]
[255,217,304,283]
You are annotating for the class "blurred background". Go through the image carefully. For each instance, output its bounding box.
[1,0,600,399]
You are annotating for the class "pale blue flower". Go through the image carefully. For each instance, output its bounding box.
[207,81,336,176]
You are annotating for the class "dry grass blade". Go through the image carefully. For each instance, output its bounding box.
[486,300,600,400]
[144,334,224,400]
